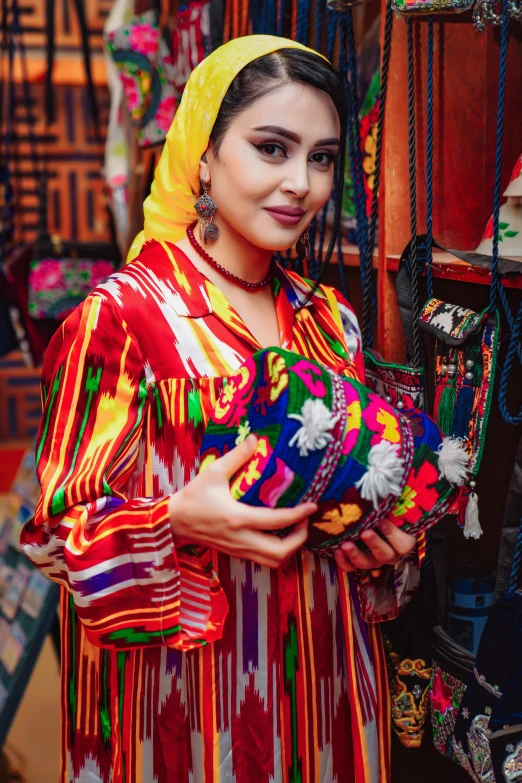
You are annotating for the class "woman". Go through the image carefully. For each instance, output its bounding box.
[22,36,421,783]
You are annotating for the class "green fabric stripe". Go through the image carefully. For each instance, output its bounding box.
[284,616,302,783]
[51,366,101,515]
[100,650,111,743]
[36,366,64,469]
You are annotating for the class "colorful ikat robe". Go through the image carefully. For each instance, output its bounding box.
[21,241,421,783]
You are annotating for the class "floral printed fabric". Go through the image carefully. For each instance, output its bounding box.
[105,10,179,148]
[104,3,212,149]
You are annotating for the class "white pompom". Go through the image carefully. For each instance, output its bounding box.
[288,399,340,458]
[464,491,483,539]
[355,441,404,510]
[438,438,470,486]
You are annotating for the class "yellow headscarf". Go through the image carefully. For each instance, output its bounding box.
[127,35,328,262]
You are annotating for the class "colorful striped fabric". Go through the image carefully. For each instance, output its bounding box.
[21,241,421,783]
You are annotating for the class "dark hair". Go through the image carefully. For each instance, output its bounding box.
[209,48,348,304]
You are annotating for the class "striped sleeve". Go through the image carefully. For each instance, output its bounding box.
[20,295,228,651]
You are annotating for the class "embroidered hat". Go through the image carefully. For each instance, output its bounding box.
[200,348,469,555]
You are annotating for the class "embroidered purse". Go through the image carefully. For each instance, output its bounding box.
[28,252,116,321]
[418,299,500,540]
[430,625,475,759]
[200,347,468,555]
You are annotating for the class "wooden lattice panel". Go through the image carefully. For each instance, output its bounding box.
[0,352,41,441]
[19,0,113,52]
[10,82,110,243]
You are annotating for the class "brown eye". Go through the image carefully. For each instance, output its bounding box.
[256,142,287,158]
[310,152,335,167]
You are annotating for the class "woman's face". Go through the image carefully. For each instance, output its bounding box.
[201,81,341,252]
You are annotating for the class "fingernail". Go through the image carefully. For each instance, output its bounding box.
[379,520,393,534]
[341,542,355,553]
[245,434,257,447]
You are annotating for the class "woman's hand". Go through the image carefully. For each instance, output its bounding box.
[168,434,317,569]
[333,519,417,576]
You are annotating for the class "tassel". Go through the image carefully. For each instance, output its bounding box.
[464,490,483,539]
[436,383,456,436]
[288,399,340,457]
[437,437,470,486]
[355,441,404,510]
[433,381,444,421]
[451,385,475,441]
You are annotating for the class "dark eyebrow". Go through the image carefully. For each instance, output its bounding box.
[252,125,340,147]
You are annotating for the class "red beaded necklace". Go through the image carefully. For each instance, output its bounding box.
[186,222,276,292]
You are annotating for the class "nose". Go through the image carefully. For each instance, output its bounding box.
[280,156,310,200]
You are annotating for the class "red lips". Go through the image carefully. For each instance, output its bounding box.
[264,206,305,226]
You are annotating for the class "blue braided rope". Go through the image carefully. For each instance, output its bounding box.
[326,8,337,61]
[315,0,324,52]
[499,283,522,363]
[508,515,522,593]
[308,218,319,279]
[490,0,522,415]
[425,16,435,301]
[363,0,393,347]
[296,0,310,45]
[498,301,522,425]
[489,0,509,312]
[343,12,376,328]
[345,10,377,320]
[333,178,350,300]
[407,17,422,368]
[266,0,278,34]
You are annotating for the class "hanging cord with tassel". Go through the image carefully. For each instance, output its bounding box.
[458,0,512,535]
[362,0,394,347]
[406,17,423,370]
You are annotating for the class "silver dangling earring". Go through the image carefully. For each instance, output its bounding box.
[296,227,310,260]
[195,180,219,242]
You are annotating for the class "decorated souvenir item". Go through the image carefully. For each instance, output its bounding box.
[391,0,473,14]
[451,554,522,781]
[430,626,474,758]
[200,347,470,555]
[477,154,522,260]
[418,299,500,540]
[105,10,179,148]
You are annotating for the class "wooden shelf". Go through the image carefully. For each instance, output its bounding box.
[386,251,522,290]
